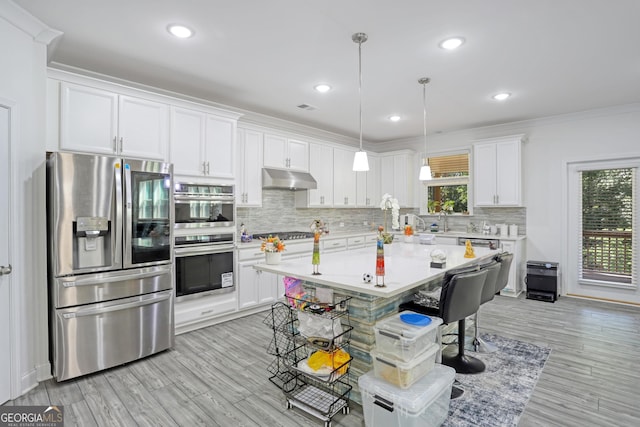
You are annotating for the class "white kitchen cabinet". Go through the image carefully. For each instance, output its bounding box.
[60,82,168,160]
[170,106,236,179]
[473,135,524,206]
[237,260,279,309]
[322,237,348,253]
[299,142,333,207]
[174,291,238,333]
[237,128,263,206]
[435,235,458,246]
[333,147,358,207]
[499,238,526,297]
[379,151,415,207]
[263,134,309,171]
[358,155,380,207]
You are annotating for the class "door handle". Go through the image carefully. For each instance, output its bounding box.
[0,264,12,276]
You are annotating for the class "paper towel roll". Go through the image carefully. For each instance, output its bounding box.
[509,224,518,236]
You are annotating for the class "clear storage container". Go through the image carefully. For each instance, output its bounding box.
[371,344,439,389]
[374,312,442,362]
[359,364,455,427]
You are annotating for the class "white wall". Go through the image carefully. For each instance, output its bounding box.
[0,2,58,397]
[396,104,640,299]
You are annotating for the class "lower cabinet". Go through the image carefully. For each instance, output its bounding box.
[499,238,526,297]
[174,291,238,333]
[237,260,280,309]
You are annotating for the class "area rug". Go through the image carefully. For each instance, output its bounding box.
[443,334,551,427]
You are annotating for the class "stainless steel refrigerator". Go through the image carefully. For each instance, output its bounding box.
[47,152,174,381]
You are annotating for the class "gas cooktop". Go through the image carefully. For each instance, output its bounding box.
[252,231,314,240]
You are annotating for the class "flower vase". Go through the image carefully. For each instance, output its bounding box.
[265,252,281,265]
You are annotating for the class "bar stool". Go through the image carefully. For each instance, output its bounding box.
[467,260,502,353]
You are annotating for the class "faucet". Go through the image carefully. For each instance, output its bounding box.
[438,213,449,232]
[415,215,427,232]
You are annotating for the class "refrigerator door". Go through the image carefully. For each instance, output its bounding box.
[47,152,123,277]
[53,289,174,381]
[123,158,173,268]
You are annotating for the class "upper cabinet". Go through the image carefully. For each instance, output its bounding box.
[298,142,333,207]
[170,107,236,179]
[236,128,263,206]
[263,134,309,171]
[379,151,415,208]
[333,147,358,207]
[473,135,524,207]
[59,82,168,160]
[359,155,380,208]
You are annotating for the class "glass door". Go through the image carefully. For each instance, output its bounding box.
[124,159,173,267]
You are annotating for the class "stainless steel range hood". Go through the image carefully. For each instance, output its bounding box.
[262,168,317,190]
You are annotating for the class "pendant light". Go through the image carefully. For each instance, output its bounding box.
[418,77,432,180]
[352,32,370,171]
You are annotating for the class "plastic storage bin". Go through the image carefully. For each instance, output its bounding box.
[371,344,439,389]
[359,364,455,427]
[374,312,442,362]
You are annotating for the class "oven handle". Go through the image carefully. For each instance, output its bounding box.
[174,195,235,202]
[175,244,235,257]
[60,290,172,319]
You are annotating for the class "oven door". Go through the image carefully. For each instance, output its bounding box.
[174,195,234,229]
[175,244,235,300]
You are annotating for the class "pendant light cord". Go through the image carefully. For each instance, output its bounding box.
[419,77,431,165]
[358,38,363,151]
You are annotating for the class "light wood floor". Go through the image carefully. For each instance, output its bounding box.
[4,295,640,426]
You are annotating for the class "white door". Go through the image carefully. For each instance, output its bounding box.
[1,105,13,404]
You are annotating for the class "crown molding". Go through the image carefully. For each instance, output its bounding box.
[1,1,62,45]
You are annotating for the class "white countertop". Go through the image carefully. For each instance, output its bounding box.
[253,242,498,298]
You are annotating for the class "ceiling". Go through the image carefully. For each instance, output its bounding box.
[15,0,640,143]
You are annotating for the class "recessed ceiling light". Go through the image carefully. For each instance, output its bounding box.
[314,84,332,93]
[439,37,465,50]
[492,92,511,101]
[389,115,401,122]
[167,24,194,39]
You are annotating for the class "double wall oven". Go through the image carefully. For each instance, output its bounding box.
[174,183,236,301]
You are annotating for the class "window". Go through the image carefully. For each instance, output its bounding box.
[580,168,635,284]
[425,153,469,214]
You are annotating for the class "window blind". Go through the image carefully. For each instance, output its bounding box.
[579,167,636,286]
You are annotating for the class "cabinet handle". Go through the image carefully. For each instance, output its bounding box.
[206,161,210,175]
[496,194,499,204]
[201,309,214,315]
[202,162,206,175]
[112,137,117,153]
[321,196,324,204]
[119,137,123,153]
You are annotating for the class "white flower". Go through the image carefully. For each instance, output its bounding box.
[380,193,400,230]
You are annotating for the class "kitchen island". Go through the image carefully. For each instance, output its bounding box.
[254,241,498,403]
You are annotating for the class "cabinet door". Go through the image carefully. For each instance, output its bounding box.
[393,154,412,207]
[237,262,260,309]
[308,143,333,207]
[263,134,288,168]
[380,156,395,198]
[333,147,357,207]
[495,141,521,205]
[473,143,498,206]
[237,129,263,206]
[118,95,168,160]
[205,115,235,178]
[365,156,381,207]
[170,107,206,176]
[258,271,279,305]
[500,241,518,294]
[60,82,118,155]
[287,139,309,171]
